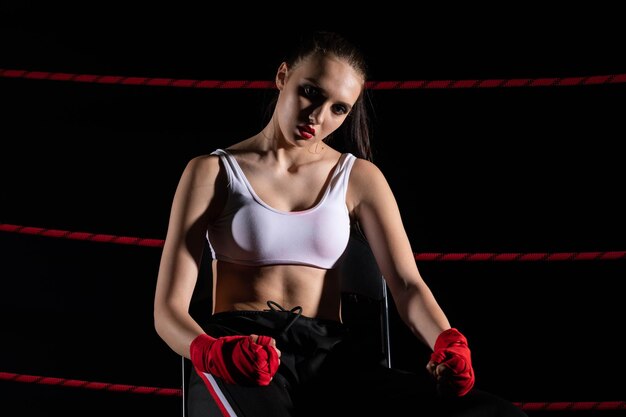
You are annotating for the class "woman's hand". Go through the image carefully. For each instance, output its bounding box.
[426,328,475,396]
[190,333,281,386]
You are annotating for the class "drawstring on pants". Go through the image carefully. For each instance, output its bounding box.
[266,300,303,334]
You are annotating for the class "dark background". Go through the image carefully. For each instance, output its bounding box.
[1,3,625,416]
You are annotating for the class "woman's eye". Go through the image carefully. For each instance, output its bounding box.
[333,105,348,115]
[303,85,318,97]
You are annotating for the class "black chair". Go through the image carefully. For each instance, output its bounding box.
[180,223,391,416]
[337,222,391,369]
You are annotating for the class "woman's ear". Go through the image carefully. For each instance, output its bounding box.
[275,62,288,90]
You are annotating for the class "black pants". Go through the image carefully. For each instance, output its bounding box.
[188,309,527,417]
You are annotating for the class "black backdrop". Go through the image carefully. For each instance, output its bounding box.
[1,4,625,417]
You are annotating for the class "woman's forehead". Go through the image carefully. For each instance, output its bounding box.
[292,55,364,100]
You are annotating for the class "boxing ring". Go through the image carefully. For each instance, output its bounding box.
[1,67,624,416]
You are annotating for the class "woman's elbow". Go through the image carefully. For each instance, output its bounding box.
[153,301,170,339]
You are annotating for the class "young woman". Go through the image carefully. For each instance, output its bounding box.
[154,30,526,417]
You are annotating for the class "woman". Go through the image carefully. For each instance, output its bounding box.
[154,30,526,416]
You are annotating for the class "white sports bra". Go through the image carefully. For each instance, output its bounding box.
[206,149,356,269]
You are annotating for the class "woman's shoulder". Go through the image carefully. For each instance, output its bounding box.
[346,157,392,209]
[181,152,224,181]
[348,156,391,195]
[350,156,384,179]
[187,151,221,166]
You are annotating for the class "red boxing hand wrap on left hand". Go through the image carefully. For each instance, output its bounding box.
[190,334,279,386]
[430,328,475,396]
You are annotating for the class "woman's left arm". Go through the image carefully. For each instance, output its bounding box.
[348,158,450,349]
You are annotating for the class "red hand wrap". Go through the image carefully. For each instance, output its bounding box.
[190,334,279,386]
[430,328,475,396]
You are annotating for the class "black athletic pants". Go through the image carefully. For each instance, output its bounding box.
[188,309,527,417]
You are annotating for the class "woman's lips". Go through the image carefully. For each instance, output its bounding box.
[297,125,315,139]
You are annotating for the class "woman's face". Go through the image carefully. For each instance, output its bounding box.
[275,54,364,147]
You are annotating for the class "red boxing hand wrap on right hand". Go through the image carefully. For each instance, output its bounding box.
[190,334,279,386]
[430,328,475,396]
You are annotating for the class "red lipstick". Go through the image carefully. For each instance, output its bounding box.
[297,125,315,139]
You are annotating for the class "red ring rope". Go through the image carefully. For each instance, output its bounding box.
[0,371,180,397]
[2,223,624,261]
[2,68,626,89]
[0,223,163,247]
[1,371,623,411]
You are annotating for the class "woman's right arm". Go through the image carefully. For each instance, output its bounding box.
[153,155,221,359]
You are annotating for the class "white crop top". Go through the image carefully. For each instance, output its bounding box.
[206,149,356,269]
